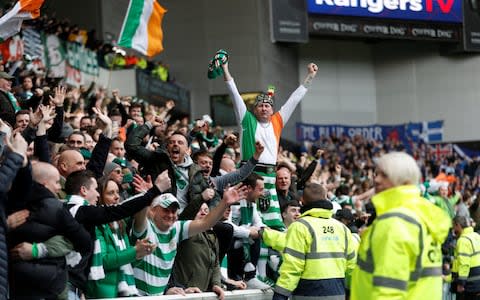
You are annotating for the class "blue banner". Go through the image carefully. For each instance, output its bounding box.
[296,120,443,144]
[307,0,463,23]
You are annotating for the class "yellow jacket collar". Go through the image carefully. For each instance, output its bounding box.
[462,227,474,236]
[372,184,451,244]
[372,185,421,216]
[300,207,333,219]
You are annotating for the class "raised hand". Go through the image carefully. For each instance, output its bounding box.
[7,132,28,163]
[224,134,237,147]
[201,188,215,201]
[49,86,66,107]
[307,63,318,77]
[253,141,264,160]
[303,63,318,86]
[132,174,153,193]
[165,99,175,111]
[40,105,56,126]
[223,184,248,205]
[154,170,171,192]
[29,106,43,127]
[92,106,112,138]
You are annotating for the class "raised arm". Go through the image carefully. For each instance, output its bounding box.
[125,123,155,166]
[133,171,170,233]
[188,185,247,237]
[213,141,263,192]
[222,63,246,123]
[278,63,318,124]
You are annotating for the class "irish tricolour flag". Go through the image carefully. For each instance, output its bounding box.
[0,0,44,41]
[118,0,167,57]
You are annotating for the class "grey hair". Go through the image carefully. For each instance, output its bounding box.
[376,152,421,187]
[453,215,470,228]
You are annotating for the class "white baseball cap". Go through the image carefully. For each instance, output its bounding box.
[151,193,180,209]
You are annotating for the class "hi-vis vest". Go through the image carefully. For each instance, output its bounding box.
[351,185,450,300]
[274,207,356,299]
[452,227,480,293]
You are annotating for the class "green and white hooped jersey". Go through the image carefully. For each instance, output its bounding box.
[132,219,191,296]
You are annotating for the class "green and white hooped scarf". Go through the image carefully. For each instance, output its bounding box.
[89,222,138,296]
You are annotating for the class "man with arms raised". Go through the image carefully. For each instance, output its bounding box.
[132,185,246,296]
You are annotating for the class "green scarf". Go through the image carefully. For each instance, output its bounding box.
[7,92,21,112]
[88,222,138,296]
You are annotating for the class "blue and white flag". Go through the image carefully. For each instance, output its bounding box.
[406,120,443,143]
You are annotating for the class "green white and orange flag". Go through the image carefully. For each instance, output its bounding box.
[0,0,44,41]
[118,0,167,57]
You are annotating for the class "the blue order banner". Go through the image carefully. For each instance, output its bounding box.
[307,0,463,23]
[296,120,444,144]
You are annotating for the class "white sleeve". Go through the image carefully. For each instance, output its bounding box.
[225,79,247,124]
[278,85,308,124]
[252,206,266,227]
[224,220,251,239]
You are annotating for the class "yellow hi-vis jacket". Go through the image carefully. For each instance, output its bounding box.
[351,185,451,300]
[274,207,357,299]
[262,228,286,253]
[452,227,480,293]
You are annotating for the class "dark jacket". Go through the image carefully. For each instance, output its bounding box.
[87,133,112,179]
[0,151,24,299]
[8,181,92,299]
[171,230,221,291]
[0,90,16,127]
[67,186,161,292]
[125,123,177,194]
[183,157,257,220]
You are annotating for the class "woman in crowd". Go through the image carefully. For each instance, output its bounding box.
[85,178,154,298]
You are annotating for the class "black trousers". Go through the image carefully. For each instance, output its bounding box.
[212,221,234,263]
[457,292,480,300]
[227,238,261,281]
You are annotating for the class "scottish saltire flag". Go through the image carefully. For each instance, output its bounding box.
[407,120,444,143]
[0,0,44,41]
[118,0,167,57]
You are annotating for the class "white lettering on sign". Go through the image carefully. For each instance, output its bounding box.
[315,0,422,13]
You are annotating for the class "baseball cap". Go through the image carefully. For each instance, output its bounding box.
[0,71,14,80]
[152,193,180,209]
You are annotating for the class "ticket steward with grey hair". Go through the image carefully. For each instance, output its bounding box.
[375,151,421,187]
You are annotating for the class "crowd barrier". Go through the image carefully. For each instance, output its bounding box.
[97,289,273,300]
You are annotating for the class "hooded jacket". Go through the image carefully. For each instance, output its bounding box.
[8,181,92,299]
[125,123,177,195]
[0,151,24,300]
[274,201,357,299]
[351,185,451,300]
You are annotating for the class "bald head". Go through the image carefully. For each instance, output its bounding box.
[33,162,62,195]
[302,183,327,205]
[58,150,86,177]
[220,158,236,174]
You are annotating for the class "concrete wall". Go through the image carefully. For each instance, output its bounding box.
[48,0,480,142]
[97,68,136,96]
[373,41,480,142]
[101,0,130,43]
[159,0,299,139]
[298,38,480,143]
[298,39,377,126]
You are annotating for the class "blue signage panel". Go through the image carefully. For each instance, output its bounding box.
[307,0,463,23]
[296,120,444,144]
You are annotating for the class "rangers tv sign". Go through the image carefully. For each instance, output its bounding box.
[307,0,462,23]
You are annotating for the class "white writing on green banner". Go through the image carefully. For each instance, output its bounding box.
[66,42,98,76]
[43,34,66,78]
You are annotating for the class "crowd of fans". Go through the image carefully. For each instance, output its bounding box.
[0,9,478,299]
[0,60,476,299]
[0,0,172,82]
